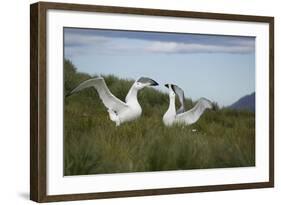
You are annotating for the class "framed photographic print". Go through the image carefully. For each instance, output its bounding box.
[30,1,274,202]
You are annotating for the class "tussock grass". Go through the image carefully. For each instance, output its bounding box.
[63,59,255,176]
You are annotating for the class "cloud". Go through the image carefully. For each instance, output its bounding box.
[64,28,255,57]
[144,40,254,54]
[64,33,110,47]
[64,32,114,58]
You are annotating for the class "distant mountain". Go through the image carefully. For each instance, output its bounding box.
[228,92,255,112]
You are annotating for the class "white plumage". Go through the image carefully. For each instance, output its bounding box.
[67,76,158,126]
[163,84,213,126]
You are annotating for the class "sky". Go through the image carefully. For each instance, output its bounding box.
[64,27,255,107]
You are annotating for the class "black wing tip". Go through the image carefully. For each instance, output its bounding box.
[151,80,159,86]
[65,92,73,98]
[211,102,219,111]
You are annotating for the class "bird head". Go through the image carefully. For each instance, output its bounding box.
[135,77,159,90]
[164,84,176,99]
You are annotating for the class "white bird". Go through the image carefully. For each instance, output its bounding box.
[66,76,158,126]
[163,84,213,126]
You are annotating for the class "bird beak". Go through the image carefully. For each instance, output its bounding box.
[149,79,159,86]
[171,84,176,93]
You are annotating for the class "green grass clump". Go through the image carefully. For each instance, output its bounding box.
[63,59,255,176]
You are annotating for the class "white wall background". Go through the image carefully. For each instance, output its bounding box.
[0,0,279,204]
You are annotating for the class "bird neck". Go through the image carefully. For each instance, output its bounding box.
[168,96,176,115]
[125,85,139,104]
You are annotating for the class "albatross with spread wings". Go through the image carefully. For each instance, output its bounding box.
[163,84,213,126]
[66,76,158,126]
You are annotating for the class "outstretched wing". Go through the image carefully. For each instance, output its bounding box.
[175,98,212,125]
[172,84,185,114]
[67,77,128,113]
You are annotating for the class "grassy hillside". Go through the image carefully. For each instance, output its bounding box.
[64,59,255,176]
